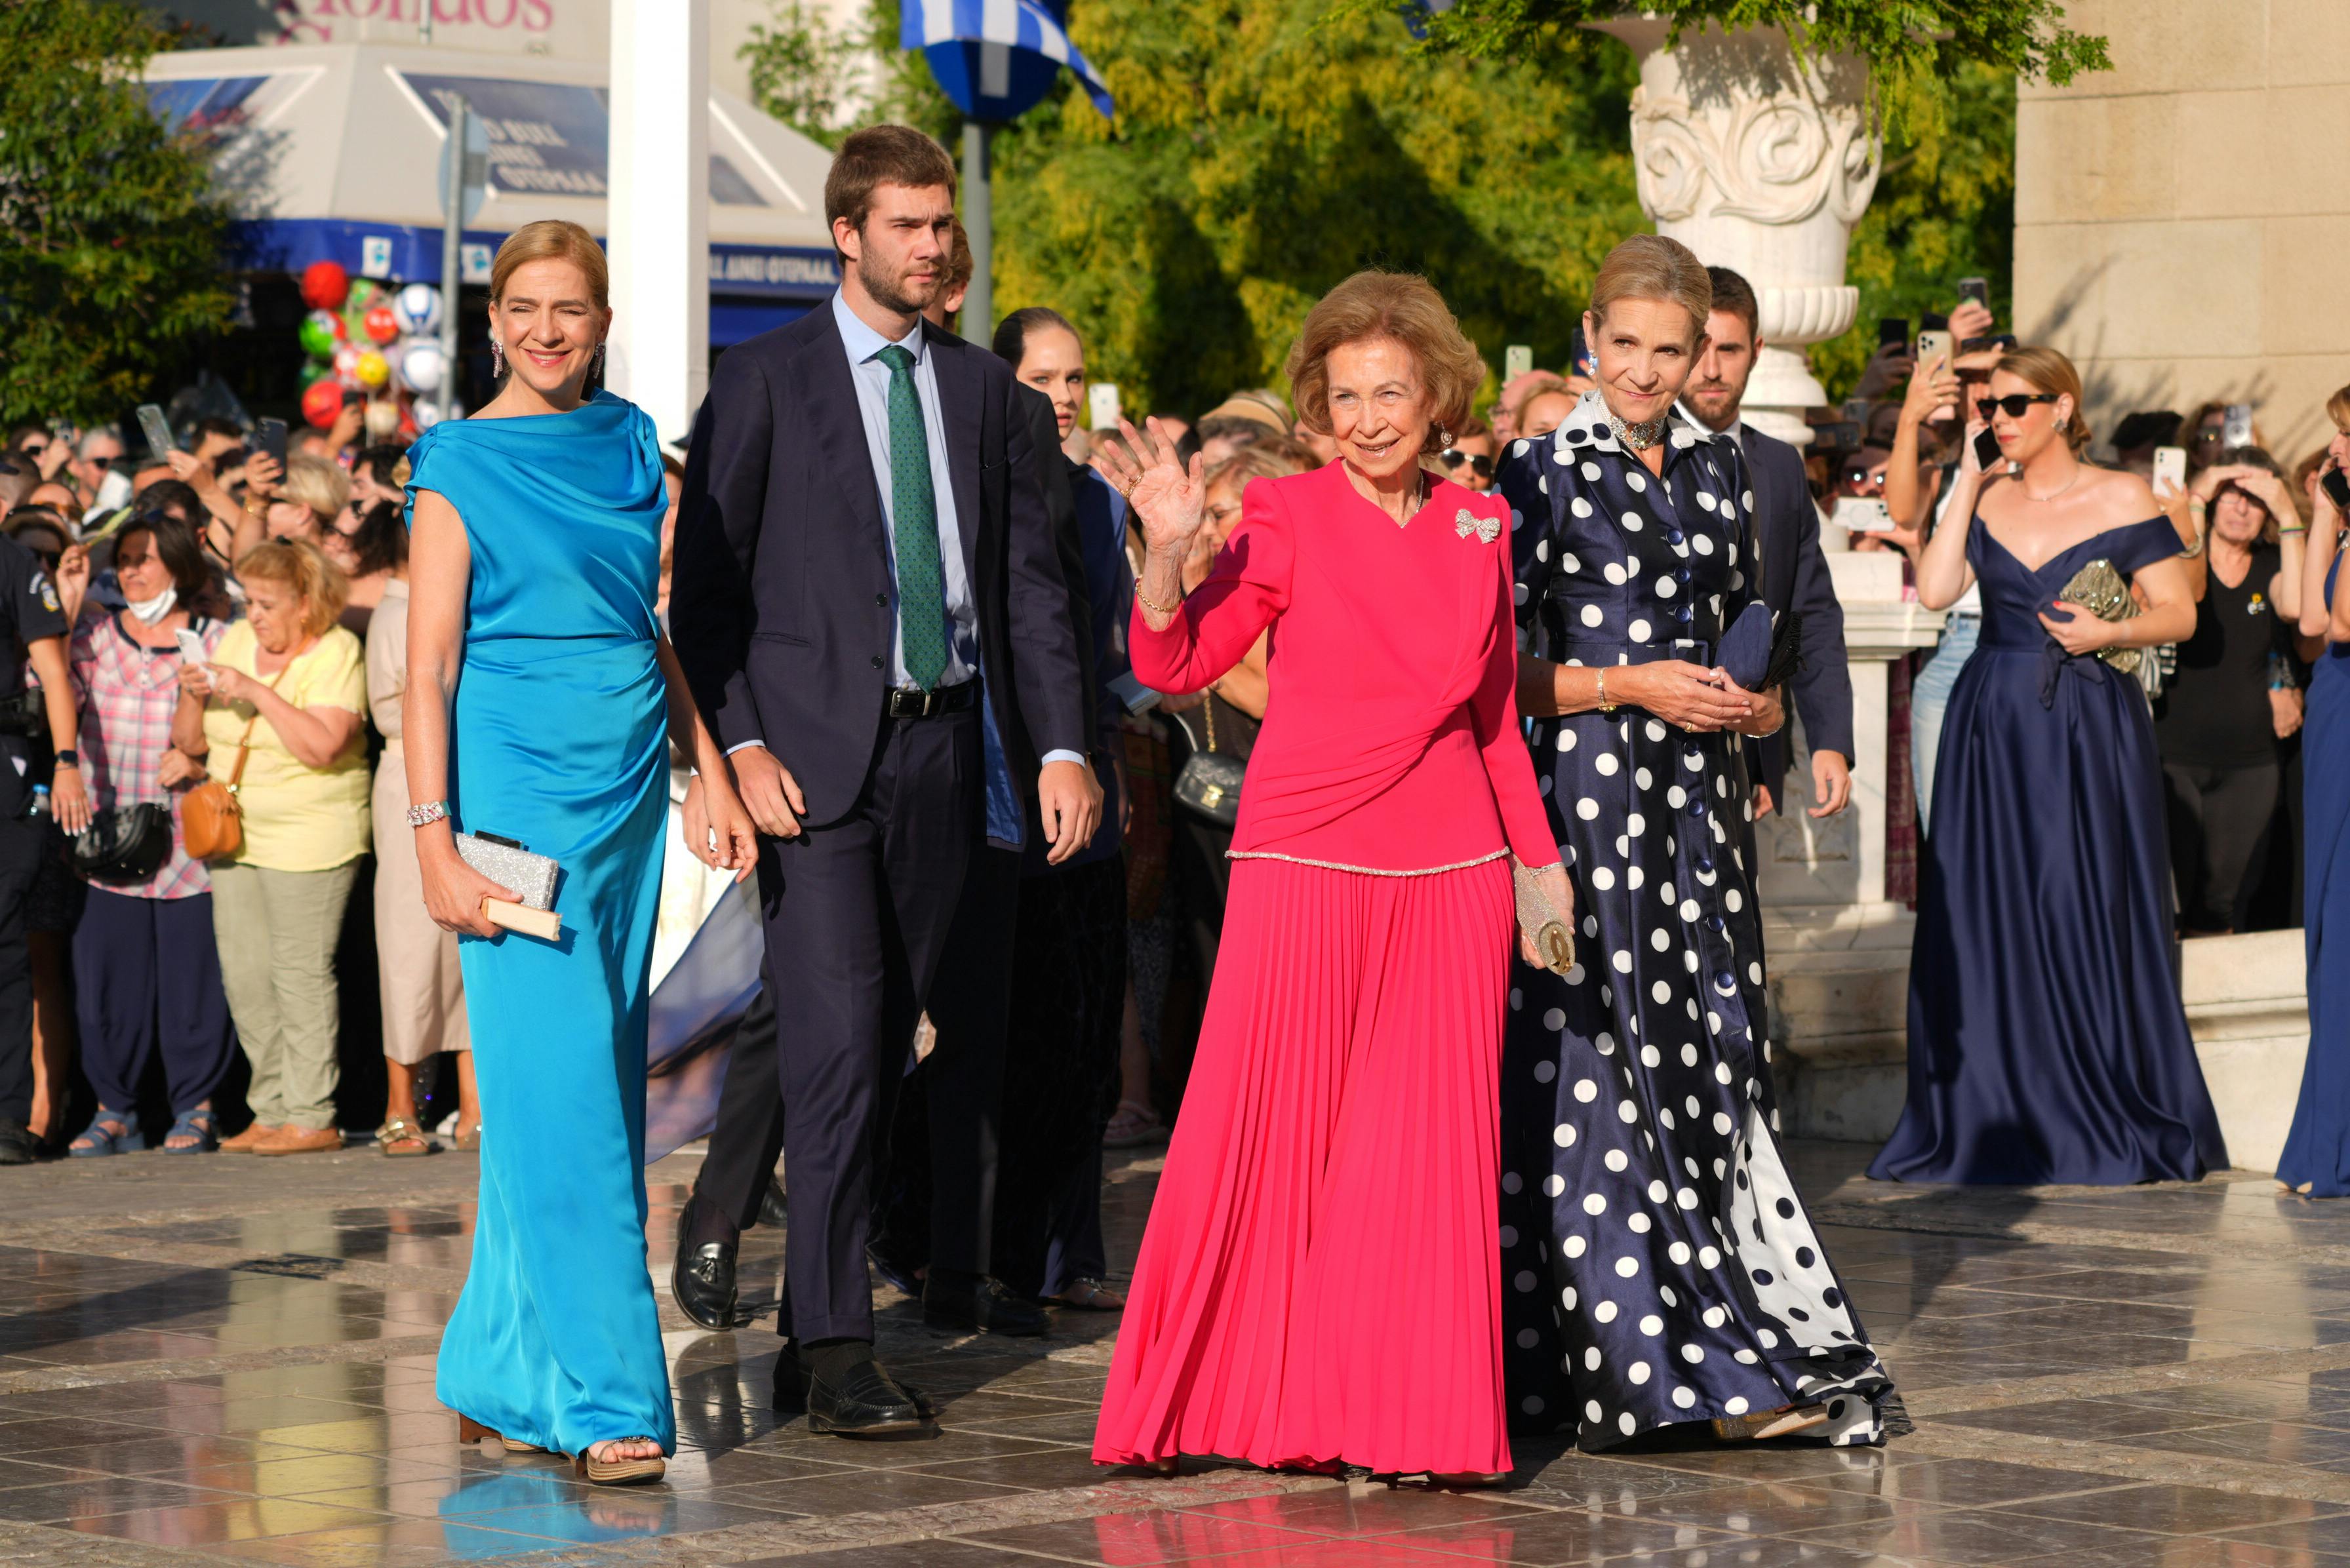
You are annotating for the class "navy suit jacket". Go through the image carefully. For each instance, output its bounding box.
[1740,422,1854,793]
[671,304,1087,828]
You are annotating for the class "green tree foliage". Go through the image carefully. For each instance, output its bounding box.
[0,1,234,425]
[982,0,1648,418]
[1817,61,2017,402]
[740,1,867,148]
[1365,0,2106,134]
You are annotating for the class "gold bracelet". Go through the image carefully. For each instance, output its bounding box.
[1595,667,1617,714]
[1134,578,1182,618]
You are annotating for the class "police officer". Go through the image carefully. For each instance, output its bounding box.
[0,452,89,1164]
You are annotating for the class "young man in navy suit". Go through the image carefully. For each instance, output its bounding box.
[1678,265,1855,822]
[671,126,1098,1435]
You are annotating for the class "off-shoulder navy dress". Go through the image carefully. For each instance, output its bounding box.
[1871,513,2225,1186]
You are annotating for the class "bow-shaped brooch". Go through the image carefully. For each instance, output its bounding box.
[1454,507,1500,543]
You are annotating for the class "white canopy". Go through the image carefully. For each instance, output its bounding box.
[141,41,841,319]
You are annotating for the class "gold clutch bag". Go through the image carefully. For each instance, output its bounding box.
[1512,857,1576,976]
[2056,558,2144,675]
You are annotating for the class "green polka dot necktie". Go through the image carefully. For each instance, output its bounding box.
[877,343,949,691]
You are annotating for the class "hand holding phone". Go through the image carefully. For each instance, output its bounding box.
[256,418,287,465]
[1973,426,2004,473]
[1086,382,1121,434]
[1504,344,1533,382]
[2320,463,2350,513]
[135,404,176,461]
[2151,445,2187,498]
[174,628,208,666]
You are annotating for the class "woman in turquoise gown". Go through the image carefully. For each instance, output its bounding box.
[402,222,754,1484]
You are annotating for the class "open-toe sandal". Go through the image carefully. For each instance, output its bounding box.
[456,1413,547,1455]
[164,1109,217,1154]
[376,1118,435,1158]
[68,1114,135,1158]
[575,1439,666,1485]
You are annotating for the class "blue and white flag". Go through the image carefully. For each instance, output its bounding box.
[900,0,1115,121]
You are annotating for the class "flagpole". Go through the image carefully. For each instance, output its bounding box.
[962,119,993,341]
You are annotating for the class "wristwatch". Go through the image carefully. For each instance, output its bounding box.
[53,749,78,770]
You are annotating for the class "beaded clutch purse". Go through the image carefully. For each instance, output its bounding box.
[454,832,561,940]
[2055,559,2144,676]
[1512,856,1576,976]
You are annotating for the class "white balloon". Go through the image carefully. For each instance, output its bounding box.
[410,401,442,431]
[400,342,446,395]
[393,282,443,336]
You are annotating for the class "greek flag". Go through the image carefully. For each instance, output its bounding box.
[900,0,1115,117]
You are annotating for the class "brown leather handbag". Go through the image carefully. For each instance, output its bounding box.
[181,664,292,862]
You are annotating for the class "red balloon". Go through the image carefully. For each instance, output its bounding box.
[300,260,351,311]
[301,377,346,429]
[363,304,400,345]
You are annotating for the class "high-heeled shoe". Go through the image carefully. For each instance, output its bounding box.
[1712,1404,1831,1441]
[574,1438,666,1486]
[456,1412,548,1455]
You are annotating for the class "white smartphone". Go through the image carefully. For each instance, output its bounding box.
[2151,444,2188,497]
[174,628,207,665]
[1504,344,1534,382]
[1839,497,1894,532]
[1087,382,1121,433]
[1915,330,1956,421]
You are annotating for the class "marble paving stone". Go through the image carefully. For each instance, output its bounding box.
[19,1143,2350,1564]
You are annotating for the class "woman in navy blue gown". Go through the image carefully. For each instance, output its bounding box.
[1500,236,1902,1451]
[1871,347,2224,1186]
[2277,395,2350,1196]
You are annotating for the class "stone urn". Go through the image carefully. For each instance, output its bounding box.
[1586,16,1882,447]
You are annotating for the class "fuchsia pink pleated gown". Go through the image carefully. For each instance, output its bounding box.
[1094,464,1559,1477]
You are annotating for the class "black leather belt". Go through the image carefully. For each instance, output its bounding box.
[884,680,978,720]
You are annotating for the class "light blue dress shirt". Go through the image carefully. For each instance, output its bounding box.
[832,289,980,690]
[826,290,1085,779]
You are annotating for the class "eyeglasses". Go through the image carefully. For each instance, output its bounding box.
[1976,393,2060,421]
[1438,448,1494,480]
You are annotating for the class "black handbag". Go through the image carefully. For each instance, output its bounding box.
[1171,699,1245,827]
[71,802,174,884]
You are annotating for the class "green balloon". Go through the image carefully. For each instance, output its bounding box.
[298,312,339,359]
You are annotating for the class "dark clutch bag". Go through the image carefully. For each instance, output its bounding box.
[1170,700,1245,827]
[1720,602,1804,692]
[71,803,174,884]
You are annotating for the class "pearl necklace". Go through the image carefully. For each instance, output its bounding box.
[1608,412,1669,452]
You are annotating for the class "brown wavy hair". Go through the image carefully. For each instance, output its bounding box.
[1286,271,1483,456]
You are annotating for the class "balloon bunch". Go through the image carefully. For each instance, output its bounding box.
[295,260,452,435]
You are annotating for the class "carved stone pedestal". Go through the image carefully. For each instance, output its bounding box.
[1587,17,1880,450]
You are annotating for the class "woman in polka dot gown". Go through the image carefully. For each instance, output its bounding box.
[1092,273,1570,1482]
[1495,237,1903,1451]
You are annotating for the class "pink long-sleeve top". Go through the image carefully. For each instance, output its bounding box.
[1132,463,1559,876]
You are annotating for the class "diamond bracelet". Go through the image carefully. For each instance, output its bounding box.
[406,799,451,829]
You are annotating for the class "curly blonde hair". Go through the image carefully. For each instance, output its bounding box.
[235,539,349,637]
[1286,271,1483,456]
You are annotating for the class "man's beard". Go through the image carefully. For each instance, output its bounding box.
[1686,382,1738,425]
[858,251,936,317]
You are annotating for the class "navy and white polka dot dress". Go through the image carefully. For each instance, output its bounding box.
[1494,391,1903,1451]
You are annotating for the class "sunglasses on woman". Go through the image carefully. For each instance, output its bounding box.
[1975,393,2060,421]
[1438,448,1494,480]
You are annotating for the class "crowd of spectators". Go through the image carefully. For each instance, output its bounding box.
[1,275,2340,1167]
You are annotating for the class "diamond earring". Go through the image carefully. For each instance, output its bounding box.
[490,338,506,378]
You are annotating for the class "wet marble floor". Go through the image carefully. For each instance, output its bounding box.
[4,1141,2350,1564]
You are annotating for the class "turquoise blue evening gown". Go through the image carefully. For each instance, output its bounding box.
[405,391,676,1457]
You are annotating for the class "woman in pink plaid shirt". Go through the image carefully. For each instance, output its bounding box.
[61,517,234,1156]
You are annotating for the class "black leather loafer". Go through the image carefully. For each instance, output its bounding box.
[773,1341,935,1418]
[758,1175,788,1230]
[805,1356,929,1436]
[923,1270,1050,1337]
[670,1200,741,1331]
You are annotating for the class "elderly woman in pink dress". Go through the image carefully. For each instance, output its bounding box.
[1091,271,1570,1483]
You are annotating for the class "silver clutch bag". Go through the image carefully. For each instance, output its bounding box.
[1512,856,1576,976]
[455,832,559,911]
[2056,558,2144,676]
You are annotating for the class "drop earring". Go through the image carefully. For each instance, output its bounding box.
[490,338,506,378]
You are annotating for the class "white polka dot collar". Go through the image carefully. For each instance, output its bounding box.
[1540,388,1726,463]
